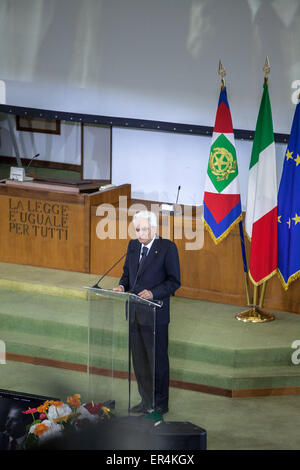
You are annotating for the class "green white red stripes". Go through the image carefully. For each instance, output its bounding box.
[245,82,278,286]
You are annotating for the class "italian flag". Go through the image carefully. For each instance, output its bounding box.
[203,86,242,244]
[245,81,278,286]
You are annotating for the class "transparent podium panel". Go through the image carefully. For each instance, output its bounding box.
[85,287,160,416]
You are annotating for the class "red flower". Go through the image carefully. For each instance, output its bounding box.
[22,408,38,414]
[84,402,103,415]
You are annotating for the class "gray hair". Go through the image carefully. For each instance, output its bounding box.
[132,210,158,227]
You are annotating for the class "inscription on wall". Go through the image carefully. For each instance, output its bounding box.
[8,198,69,240]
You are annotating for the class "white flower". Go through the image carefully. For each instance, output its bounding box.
[29,420,63,442]
[47,403,72,421]
[77,404,98,422]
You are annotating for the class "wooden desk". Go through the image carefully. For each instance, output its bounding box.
[0,180,130,273]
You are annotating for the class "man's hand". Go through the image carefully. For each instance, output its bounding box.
[138,289,153,300]
[113,285,124,292]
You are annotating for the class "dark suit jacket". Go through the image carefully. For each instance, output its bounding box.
[0,432,26,450]
[119,237,180,325]
[0,432,9,450]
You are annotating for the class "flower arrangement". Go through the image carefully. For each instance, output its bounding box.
[22,394,113,449]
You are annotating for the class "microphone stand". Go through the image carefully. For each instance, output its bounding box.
[175,185,181,205]
[92,253,126,289]
[26,153,40,172]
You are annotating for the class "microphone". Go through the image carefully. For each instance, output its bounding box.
[92,253,126,289]
[160,185,181,213]
[175,185,181,205]
[26,153,40,171]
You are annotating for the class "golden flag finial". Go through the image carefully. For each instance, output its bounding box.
[263,56,270,83]
[218,60,226,88]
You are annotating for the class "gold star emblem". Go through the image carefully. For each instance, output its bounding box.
[278,215,282,223]
[287,218,291,229]
[286,150,293,161]
[294,155,300,166]
[292,213,300,225]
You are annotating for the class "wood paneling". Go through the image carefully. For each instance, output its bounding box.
[175,218,247,306]
[90,207,131,278]
[87,184,131,207]
[0,190,87,272]
[0,182,131,274]
[174,213,300,314]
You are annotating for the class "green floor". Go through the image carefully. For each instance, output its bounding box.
[1,361,300,450]
[0,261,300,449]
[0,264,300,392]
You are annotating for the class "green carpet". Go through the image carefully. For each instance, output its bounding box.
[1,262,300,450]
[0,260,300,392]
[1,361,300,450]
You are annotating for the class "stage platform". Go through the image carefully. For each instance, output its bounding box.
[0,262,300,399]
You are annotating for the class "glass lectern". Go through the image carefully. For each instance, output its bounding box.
[84,287,162,416]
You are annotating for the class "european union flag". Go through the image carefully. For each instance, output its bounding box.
[278,102,300,289]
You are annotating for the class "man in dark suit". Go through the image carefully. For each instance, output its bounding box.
[113,210,180,415]
[0,404,29,450]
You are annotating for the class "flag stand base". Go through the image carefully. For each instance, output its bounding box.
[235,306,275,323]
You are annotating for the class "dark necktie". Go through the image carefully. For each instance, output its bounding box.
[131,246,149,293]
[9,438,18,450]
[140,246,149,264]
[138,246,149,273]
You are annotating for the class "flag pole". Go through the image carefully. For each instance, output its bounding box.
[253,285,258,305]
[238,219,251,306]
[257,58,270,310]
[218,60,226,90]
[235,57,275,323]
[259,281,267,307]
[218,61,251,306]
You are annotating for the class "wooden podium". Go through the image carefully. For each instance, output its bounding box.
[0,179,130,273]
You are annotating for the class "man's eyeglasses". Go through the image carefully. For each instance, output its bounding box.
[135,227,150,232]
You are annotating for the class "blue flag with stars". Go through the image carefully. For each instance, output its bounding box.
[278,102,300,289]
